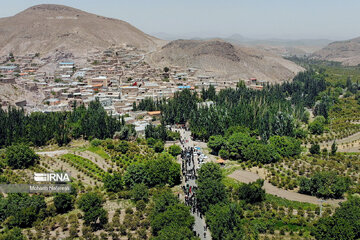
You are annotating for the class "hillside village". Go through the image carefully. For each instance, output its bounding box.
[0,46,266,134]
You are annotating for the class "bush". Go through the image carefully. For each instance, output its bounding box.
[168,145,182,157]
[269,135,302,158]
[91,138,102,147]
[237,179,265,203]
[131,184,149,202]
[309,116,326,135]
[299,171,351,199]
[5,144,39,169]
[136,200,147,212]
[309,143,320,155]
[115,141,129,154]
[103,172,123,193]
[208,135,226,154]
[154,141,164,153]
[53,193,74,214]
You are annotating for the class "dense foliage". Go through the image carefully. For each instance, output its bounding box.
[0,99,129,147]
[123,152,181,188]
[5,144,39,169]
[150,189,196,239]
[0,193,46,228]
[299,171,351,199]
[205,203,252,240]
[312,196,360,239]
[53,193,74,214]
[236,179,266,203]
[208,131,301,163]
[197,163,227,213]
[136,70,326,141]
[77,192,108,230]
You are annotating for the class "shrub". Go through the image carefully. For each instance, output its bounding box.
[168,144,182,157]
[5,144,39,169]
[237,179,265,203]
[91,138,102,147]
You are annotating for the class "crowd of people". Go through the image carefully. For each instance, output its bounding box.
[181,146,208,239]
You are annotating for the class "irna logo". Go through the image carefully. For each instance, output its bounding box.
[34,172,71,182]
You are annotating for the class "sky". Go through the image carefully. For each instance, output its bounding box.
[1,0,359,41]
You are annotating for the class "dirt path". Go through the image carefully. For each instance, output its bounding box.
[36,150,69,157]
[229,170,344,206]
[319,131,360,152]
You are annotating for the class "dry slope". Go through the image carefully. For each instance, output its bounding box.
[149,39,304,83]
[0,4,161,57]
[312,37,360,66]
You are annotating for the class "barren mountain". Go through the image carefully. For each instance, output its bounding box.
[312,37,360,66]
[0,4,161,57]
[149,40,304,83]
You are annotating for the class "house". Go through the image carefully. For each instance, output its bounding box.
[148,111,161,116]
[88,76,109,87]
[59,62,75,70]
[0,65,20,73]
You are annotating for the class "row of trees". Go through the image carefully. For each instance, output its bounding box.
[135,70,326,141]
[208,131,301,163]
[0,99,130,147]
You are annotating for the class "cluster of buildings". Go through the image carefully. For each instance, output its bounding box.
[0,46,267,133]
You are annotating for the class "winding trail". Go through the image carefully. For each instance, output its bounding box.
[229,170,345,206]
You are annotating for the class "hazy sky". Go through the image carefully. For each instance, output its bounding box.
[1,0,359,40]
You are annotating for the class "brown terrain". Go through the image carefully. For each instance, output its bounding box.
[0,4,305,84]
[312,37,360,65]
[0,4,162,57]
[148,39,304,83]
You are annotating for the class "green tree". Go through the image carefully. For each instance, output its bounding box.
[5,144,39,169]
[103,172,123,192]
[123,163,147,188]
[151,203,194,236]
[1,193,46,228]
[168,144,182,157]
[197,179,227,213]
[154,140,165,153]
[145,153,181,187]
[0,227,25,240]
[309,143,321,155]
[77,192,103,212]
[208,135,226,155]
[242,143,280,164]
[269,135,302,158]
[154,225,197,240]
[54,193,74,214]
[226,133,256,160]
[77,192,108,230]
[237,179,265,203]
[114,141,129,154]
[299,172,351,199]
[205,203,245,240]
[131,183,149,202]
[309,116,326,135]
[312,196,360,239]
[331,141,337,155]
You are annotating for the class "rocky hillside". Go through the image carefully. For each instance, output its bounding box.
[0,4,161,57]
[149,40,304,83]
[312,37,360,66]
